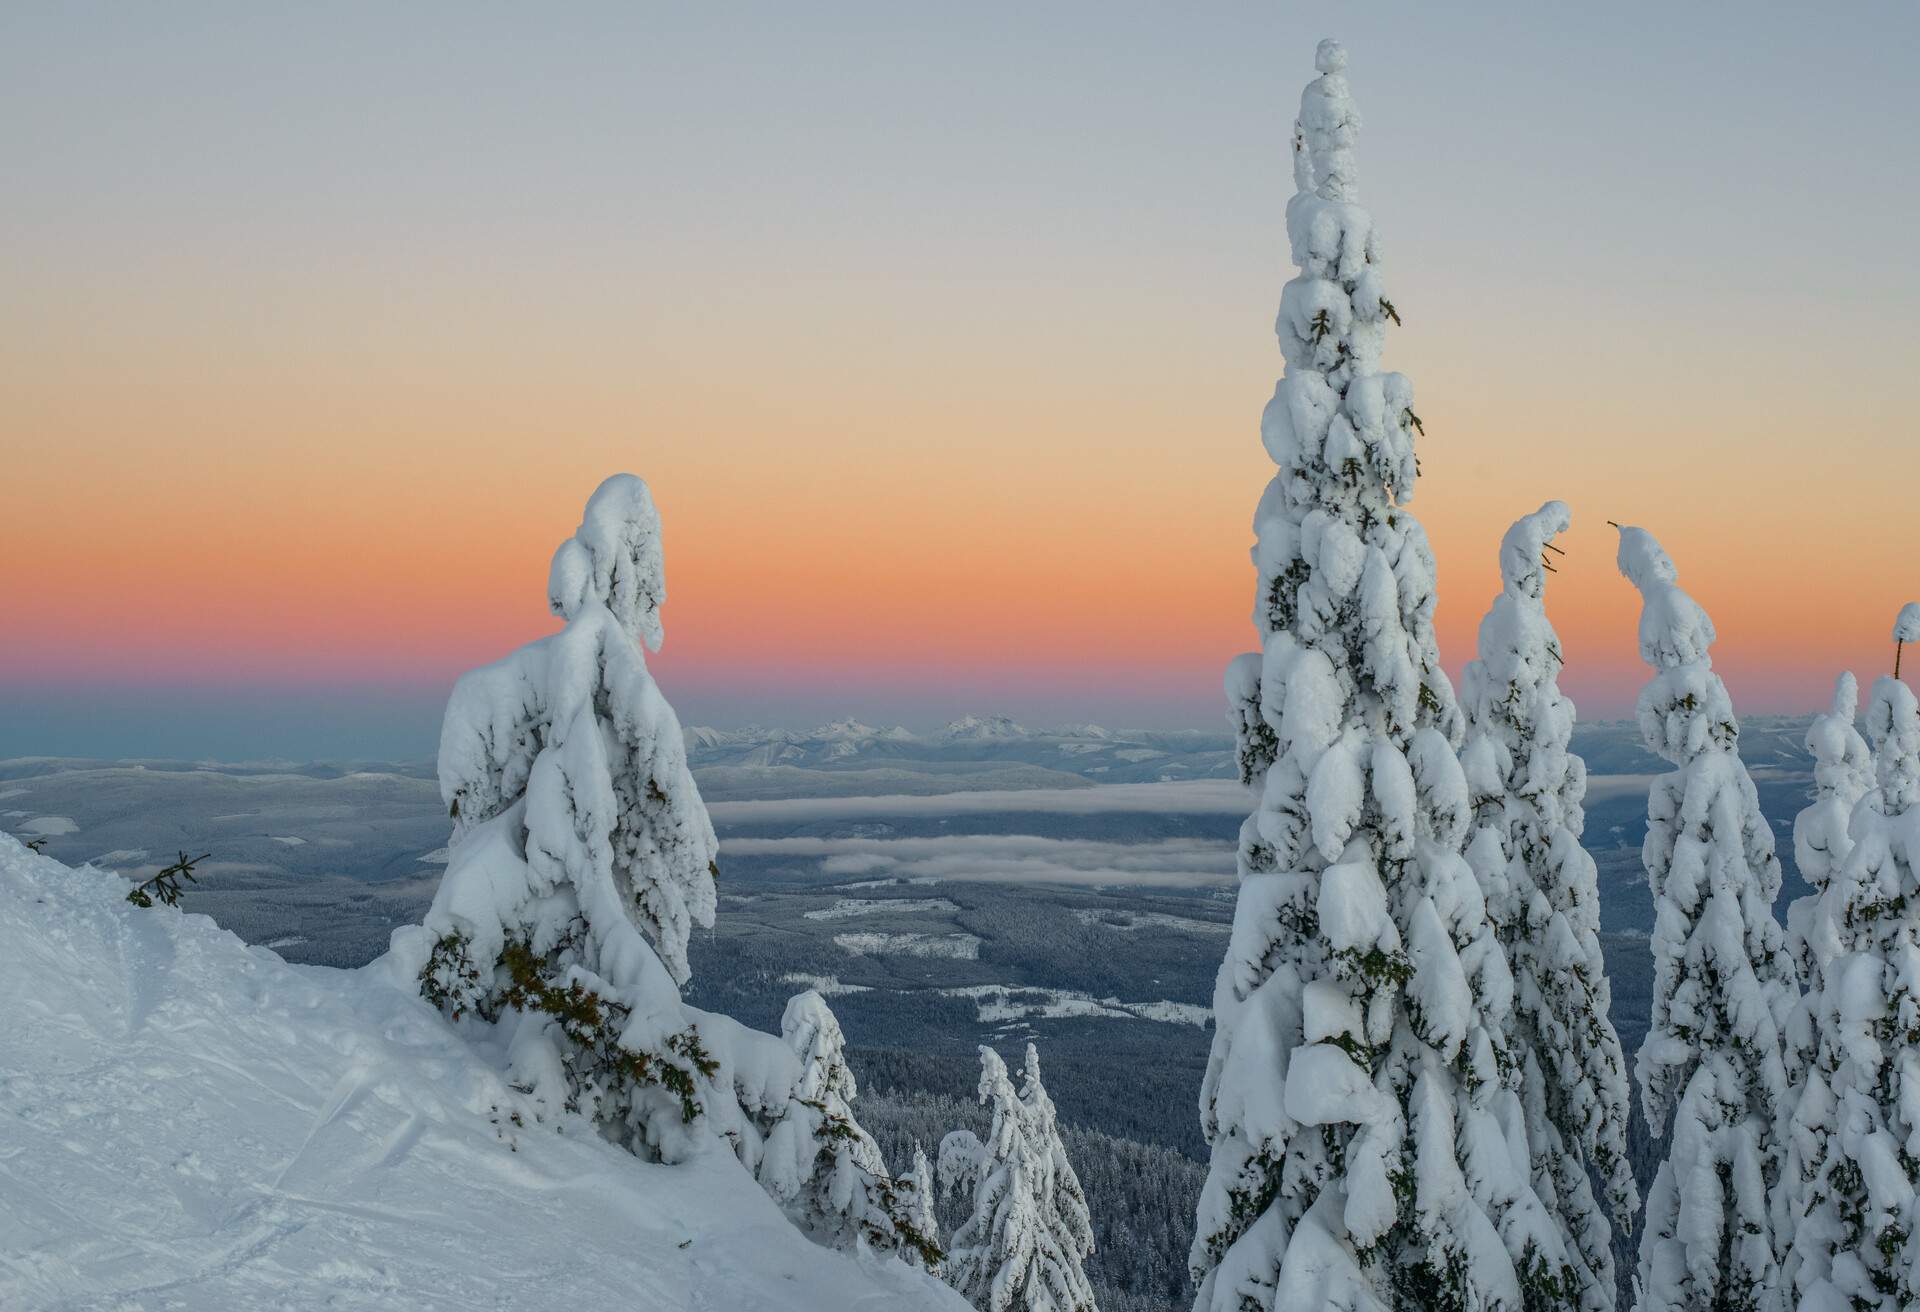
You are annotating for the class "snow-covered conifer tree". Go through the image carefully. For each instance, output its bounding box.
[1193,39,1568,1312]
[904,1142,943,1274]
[941,1045,1097,1312]
[759,989,941,1263]
[1615,526,1793,1312]
[1785,609,1920,1312]
[1783,673,1874,1045]
[393,475,790,1165]
[1460,502,1636,1312]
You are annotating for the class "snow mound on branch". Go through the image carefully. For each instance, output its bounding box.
[0,836,963,1312]
[1894,602,1920,644]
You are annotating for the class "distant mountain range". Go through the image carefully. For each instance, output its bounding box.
[682,717,1235,786]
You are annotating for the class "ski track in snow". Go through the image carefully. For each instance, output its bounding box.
[0,836,965,1312]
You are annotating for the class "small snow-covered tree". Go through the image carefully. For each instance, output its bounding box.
[394,475,791,1166]
[904,1142,943,1274]
[1785,610,1920,1312]
[941,1045,1097,1312]
[1615,527,1794,1312]
[759,989,941,1264]
[1460,501,1637,1312]
[1193,39,1568,1312]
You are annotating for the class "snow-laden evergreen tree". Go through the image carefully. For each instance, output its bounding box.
[392,476,800,1168]
[940,1045,1098,1312]
[1460,501,1637,1312]
[1192,39,1569,1312]
[759,989,941,1264]
[904,1142,943,1274]
[1615,526,1794,1312]
[1783,673,1875,1057]
[1784,610,1920,1312]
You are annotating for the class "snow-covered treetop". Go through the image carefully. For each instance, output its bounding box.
[1615,526,1714,672]
[1805,673,1870,803]
[1866,672,1920,816]
[781,989,857,1106]
[1615,525,1731,765]
[1894,601,1920,644]
[547,473,667,652]
[1495,499,1570,600]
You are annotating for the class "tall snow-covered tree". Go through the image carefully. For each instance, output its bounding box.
[940,1045,1098,1312]
[393,475,792,1166]
[1781,671,1876,1304]
[1784,612,1920,1312]
[1460,501,1637,1312]
[1784,673,1875,1045]
[759,989,941,1264]
[1615,526,1793,1312]
[1193,39,1568,1312]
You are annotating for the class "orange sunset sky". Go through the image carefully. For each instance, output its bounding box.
[4,3,1918,759]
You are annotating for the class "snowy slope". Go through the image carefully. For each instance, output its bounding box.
[0,835,966,1312]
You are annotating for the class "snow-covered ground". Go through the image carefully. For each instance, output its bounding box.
[940,985,1212,1029]
[832,931,983,960]
[0,836,964,1312]
[801,898,960,922]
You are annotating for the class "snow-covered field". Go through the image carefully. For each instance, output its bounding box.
[1070,908,1231,936]
[0,836,963,1312]
[940,985,1212,1029]
[801,898,961,922]
[832,931,983,960]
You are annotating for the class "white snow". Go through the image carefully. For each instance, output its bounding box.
[417,846,450,865]
[939,985,1210,1029]
[91,848,149,867]
[833,932,981,960]
[776,974,873,998]
[269,835,306,847]
[19,815,78,836]
[1070,908,1231,936]
[801,898,961,922]
[0,837,963,1312]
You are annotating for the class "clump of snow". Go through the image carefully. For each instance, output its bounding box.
[833,932,981,960]
[1894,602,1920,644]
[0,835,963,1312]
[801,898,961,922]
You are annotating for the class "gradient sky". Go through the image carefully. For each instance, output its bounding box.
[5,2,1919,760]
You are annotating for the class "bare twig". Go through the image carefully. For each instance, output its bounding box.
[127,851,211,909]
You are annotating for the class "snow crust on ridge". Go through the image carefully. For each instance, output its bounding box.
[0,835,963,1312]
